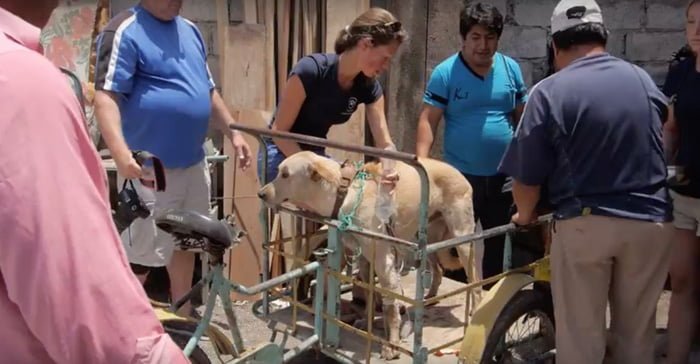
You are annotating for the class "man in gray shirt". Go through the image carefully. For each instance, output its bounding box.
[498,1,673,363]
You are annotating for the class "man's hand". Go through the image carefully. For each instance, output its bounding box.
[511,211,537,227]
[114,153,142,179]
[231,131,252,170]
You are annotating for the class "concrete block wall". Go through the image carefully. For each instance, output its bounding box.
[427,0,688,88]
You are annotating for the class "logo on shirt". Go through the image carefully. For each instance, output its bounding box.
[454,88,469,101]
[344,97,359,114]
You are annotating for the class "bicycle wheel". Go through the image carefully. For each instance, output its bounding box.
[167,331,212,364]
[481,288,556,364]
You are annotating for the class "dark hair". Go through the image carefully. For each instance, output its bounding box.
[334,8,407,54]
[459,2,504,39]
[551,22,608,51]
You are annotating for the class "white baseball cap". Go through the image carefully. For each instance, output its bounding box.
[551,0,604,34]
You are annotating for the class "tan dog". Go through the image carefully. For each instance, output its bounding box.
[257,151,480,360]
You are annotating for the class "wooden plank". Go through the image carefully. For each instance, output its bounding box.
[220,23,269,300]
[276,0,292,101]
[324,0,370,163]
[243,0,258,23]
[223,109,271,301]
[223,24,267,111]
[261,0,276,109]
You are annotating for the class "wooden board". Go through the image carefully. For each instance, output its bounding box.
[223,109,272,301]
[324,0,370,163]
[222,23,268,111]
[218,16,270,300]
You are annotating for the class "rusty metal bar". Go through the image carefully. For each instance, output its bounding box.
[327,269,418,306]
[428,337,464,355]
[320,312,415,358]
[423,260,543,306]
[274,205,418,250]
[425,214,554,254]
[230,123,420,165]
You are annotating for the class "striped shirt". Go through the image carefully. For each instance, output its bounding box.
[94,5,215,168]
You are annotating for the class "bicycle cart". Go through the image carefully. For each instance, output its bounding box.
[107,125,556,364]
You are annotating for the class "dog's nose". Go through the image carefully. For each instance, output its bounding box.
[257,190,266,199]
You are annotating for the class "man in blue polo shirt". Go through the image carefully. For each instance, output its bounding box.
[416,2,528,282]
[94,0,251,316]
[499,1,673,363]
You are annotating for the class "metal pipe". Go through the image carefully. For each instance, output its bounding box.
[229,261,320,296]
[282,334,319,363]
[425,214,554,254]
[274,205,418,250]
[230,124,421,165]
[257,133,271,317]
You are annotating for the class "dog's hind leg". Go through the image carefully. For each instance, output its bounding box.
[440,194,482,315]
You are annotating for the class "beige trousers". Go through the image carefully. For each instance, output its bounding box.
[551,214,672,364]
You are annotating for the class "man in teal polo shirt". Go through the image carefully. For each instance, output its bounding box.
[416,2,528,282]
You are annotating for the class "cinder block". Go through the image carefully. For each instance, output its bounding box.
[627,32,685,61]
[647,2,687,30]
[638,61,671,87]
[598,0,644,29]
[427,0,463,70]
[499,27,548,59]
[514,59,534,88]
[607,31,625,58]
[513,0,559,27]
[465,0,508,16]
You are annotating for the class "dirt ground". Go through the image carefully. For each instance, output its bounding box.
[187,289,700,364]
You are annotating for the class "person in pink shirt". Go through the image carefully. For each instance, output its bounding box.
[0,1,190,362]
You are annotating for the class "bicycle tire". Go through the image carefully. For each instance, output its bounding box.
[167,331,212,364]
[481,288,555,364]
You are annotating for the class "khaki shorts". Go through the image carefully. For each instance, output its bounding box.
[118,160,211,267]
[670,190,700,236]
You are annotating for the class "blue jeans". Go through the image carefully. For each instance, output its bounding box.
[256,139,333,183]
[257,139,287,183]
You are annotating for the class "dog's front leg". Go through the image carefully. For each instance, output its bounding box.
[374,245,402,361]
[426,253,443,300]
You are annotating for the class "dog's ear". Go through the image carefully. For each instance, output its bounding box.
[308,160,337,183]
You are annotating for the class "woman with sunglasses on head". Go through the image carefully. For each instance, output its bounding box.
[663,1,700,363]
[258,7,407,182]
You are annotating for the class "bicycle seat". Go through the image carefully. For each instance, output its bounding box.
[155,209,244,250]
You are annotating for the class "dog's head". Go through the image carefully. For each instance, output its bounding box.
[257,151,342,216]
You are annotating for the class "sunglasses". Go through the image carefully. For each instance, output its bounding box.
[351,21,403,35]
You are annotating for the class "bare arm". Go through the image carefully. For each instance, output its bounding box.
[415,104,444,158]
[512,180,541,224]
[663,103,679,164]
[93,90,142,178]
[209,90,252,168]
[271,75,306,157]
[209,89,237,139]
[365,95,395,149]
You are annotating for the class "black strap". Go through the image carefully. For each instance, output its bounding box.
[132,151,166,191]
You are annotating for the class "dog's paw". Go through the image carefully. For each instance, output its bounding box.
[380,345,400,360]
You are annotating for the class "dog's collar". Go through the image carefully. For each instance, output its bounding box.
[331,159,358,219]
